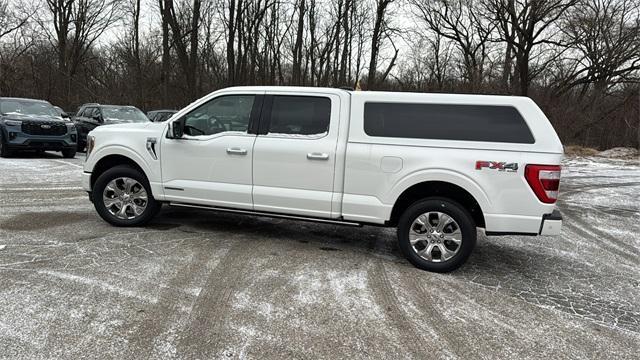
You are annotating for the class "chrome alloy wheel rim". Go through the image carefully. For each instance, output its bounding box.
[102,177,148,220]
[409,212,462,262]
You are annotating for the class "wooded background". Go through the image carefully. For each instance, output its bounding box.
[0,0,638,149]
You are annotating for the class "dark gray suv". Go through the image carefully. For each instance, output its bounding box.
[0,97,78,158]
[74,103,149,151]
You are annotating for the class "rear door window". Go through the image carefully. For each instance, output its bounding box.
[267,96,331,136]
[363,102,535,143]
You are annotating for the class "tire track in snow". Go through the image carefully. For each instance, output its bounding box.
[126,240,231,358]
[175,239,254,358]
[368,260,441,359]
[561,205,640,263]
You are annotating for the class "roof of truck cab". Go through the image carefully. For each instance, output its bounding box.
[221,86,530,102]
[223,86,349,94]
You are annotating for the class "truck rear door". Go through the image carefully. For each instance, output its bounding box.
[252,92,342,218]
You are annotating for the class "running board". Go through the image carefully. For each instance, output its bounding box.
[168,202,363,227]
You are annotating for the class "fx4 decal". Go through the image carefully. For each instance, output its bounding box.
[475,161,519,172]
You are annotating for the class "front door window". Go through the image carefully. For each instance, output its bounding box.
[182,95,255,137]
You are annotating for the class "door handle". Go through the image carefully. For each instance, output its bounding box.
[226,147,248,155]
[307,152,329,160]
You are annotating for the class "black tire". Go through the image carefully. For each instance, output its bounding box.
[76,141,85,152]
[397,197,476,273]
[0,137,12,158]
[92,165,161,226]
[62,149,76,158]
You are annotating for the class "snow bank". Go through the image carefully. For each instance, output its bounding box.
[597,147,639,159]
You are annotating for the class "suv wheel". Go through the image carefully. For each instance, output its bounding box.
[397,198,476,273]
[0,138,13,158]
[62,149,76,158]
[92,165,161,226]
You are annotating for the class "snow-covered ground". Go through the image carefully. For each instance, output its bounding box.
[0,152,638,359]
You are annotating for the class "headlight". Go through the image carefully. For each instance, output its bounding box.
[86,135,96,157]
[4,120,22,126]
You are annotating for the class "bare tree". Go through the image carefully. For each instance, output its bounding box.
[0,0,31,41]
[485,0,580,95]
[367,0,398,89]
[39,0,118,104]
[291,0,306,84]
[163,0,201,97]
[558,0,640,94]
[411,0,494,91]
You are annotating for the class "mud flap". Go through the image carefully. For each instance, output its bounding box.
[539,209,562,235]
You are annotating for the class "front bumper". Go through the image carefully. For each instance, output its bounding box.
[5,132,77,151]
[539,209,562,235]
[81,172,92,192]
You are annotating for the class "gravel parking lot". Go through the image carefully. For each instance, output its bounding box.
[0,153,638,359]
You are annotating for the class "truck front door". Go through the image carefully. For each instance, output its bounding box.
[160,93,263,210]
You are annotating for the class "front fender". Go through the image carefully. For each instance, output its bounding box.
[85,144,159,184]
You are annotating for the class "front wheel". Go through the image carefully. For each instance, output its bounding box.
[0,139,12,158]
[62,149,76,158]
[397,198,476,273]
[92,165,161,226]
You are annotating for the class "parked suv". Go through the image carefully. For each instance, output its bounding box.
[147,109,178,122]
[74,103,149,151]
[82,87,563,272]
[0,97,77,158]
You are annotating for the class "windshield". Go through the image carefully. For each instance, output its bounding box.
[0,99,58,117]
[102,106,149,122]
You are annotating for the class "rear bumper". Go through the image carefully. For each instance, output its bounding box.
[484,209,562,236]
[539,209,562,236]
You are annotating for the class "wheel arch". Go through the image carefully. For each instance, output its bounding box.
[387,180,487,228]
[90,154,148,190]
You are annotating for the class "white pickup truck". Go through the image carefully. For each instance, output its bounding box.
[82,86,563,272]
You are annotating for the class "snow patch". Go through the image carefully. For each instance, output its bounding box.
[38,270,158,304]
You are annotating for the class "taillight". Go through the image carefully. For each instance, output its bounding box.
[525,164,561,203]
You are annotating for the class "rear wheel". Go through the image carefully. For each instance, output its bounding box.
[92,165,161,226]
[397,197,476,273]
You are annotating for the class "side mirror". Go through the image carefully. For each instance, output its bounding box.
[92,114,102,122]
[167,120,184,139]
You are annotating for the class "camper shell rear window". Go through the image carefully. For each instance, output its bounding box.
[363,102,535,144]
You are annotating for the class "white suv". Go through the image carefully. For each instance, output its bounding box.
[82,87,563,272]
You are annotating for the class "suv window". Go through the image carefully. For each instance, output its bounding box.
[363,103,535,144]
[0,99,58,117]
[80,107,96,118]
[183,95,255,136]
[101,106,148,123]
[268,96,331,136]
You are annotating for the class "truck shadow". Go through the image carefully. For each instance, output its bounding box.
[152,206,548,271]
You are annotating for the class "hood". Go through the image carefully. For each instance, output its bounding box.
[1,113,65,123]
[88,121,166,143]
[104,118,150,125]
[90,121,156,135]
